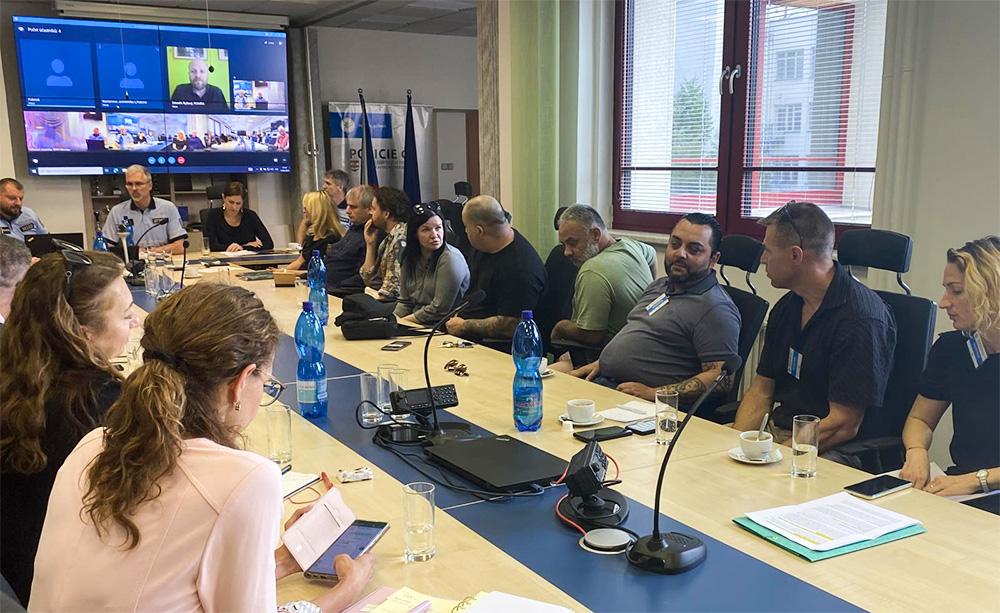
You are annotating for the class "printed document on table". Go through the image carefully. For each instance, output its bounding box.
[746,492,921,552]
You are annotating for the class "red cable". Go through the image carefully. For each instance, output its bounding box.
[606,453,620,480]
[553,463,570,485]
[554,494,587,536]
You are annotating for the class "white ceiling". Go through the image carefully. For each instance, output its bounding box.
[106,0,478,35]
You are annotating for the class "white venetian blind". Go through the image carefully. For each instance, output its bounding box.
[740,0,887,225]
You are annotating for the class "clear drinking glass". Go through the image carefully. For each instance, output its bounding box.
[265,405,292,464]
[294,278,310,304]
[377,364,408,413]
[403,482,435,562]
[359,373,382,425]
[792,414,820,478]
[655,388,679,445]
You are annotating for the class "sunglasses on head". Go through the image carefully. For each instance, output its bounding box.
[62,249,93,300]
[411,202,441,217]
[777,201,803,248]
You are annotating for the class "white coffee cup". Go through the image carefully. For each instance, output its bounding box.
[739,430,774,460]
[538,357,549,375]
[566,399,596,423]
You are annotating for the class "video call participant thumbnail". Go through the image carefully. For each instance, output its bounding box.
[170,58,228,111]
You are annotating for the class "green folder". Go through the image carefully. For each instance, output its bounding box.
[732,516,926,562]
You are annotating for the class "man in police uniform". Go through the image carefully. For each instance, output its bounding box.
[103,165,187,255]
[0,178,48,241]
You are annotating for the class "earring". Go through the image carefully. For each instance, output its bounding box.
[234,401,241,412]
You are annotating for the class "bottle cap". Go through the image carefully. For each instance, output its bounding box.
[521,309,533,320]
[302,301,313,311]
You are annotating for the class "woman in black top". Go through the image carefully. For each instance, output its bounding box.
[202,182,274,252]
[901,236,1000,497]
[0,251,138,605]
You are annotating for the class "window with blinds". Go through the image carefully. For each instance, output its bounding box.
[617,0,724,215]
[614,0,888,234]
[740,0,887,226]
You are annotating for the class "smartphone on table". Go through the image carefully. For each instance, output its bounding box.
[573,426,633,443]
[380,340,411,351]
[303,519,389,582]
[843,475,912,499]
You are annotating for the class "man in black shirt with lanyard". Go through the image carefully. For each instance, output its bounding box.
[733,202,896,454]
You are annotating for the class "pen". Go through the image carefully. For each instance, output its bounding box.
[281,464,292,475]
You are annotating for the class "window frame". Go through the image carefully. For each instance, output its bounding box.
[612,0,875,241]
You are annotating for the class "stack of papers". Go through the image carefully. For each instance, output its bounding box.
[600,400,655,423]
[734,492,925,561]
[344,588,570,613]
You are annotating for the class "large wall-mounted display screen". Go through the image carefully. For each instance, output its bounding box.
[13,15,291,176]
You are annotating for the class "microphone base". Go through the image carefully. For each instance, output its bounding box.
[625,532,706,574]
[426,422,477,446]
[375,423,427,445]
[557,488,629,530]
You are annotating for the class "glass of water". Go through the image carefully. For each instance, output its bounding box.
[377,364,408,413]
[265,405,292,465]
[655,388,679,445]
[403,482,435,562]
[359,373,382,426]
[792,414,820,477]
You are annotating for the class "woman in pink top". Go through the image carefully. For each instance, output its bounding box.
[31,283,374,612]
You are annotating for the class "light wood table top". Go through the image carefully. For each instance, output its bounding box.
[148,276,1000,612]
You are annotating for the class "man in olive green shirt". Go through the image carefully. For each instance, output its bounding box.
[551,205,656,351]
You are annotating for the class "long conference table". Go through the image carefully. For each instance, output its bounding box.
[131,273,1000,612]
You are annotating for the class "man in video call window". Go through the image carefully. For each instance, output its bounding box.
[170,58,227,110]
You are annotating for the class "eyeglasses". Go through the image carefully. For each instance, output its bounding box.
[778,201,803,247]
[256,369,286,406]
[62,249,93,300]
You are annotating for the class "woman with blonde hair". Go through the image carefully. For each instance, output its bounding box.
[285,190,346,271]
[900,236,1000,498]
[30,283,374,611]
[1,251,137,605]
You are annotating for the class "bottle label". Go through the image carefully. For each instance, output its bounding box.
[297,379,328,404]
[513,393,542,414]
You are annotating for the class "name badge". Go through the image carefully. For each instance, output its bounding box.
[645,293,669,316]
[152,217,168,224]
[19,222,35,232]
[787,347,804,379]
[1,226,9,235]
[965,331,988,368]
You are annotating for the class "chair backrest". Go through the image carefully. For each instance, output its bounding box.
[719,234,765,295]
[454,181,474,198]
[206,184,225,208]
[837,228,914,294]
[857,291,936,439]
[536,245,579,356]
[720,285,769,404]
[435,198,473,259]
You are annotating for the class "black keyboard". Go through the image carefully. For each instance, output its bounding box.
[390,385,459,414]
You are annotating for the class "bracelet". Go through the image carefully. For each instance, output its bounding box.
[905,446,927,452]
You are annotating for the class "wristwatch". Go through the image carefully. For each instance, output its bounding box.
[976,469,991,494]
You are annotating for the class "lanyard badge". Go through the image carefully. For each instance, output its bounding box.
[965,331,988,368]
[645,293,669,316]
[787,347,804,380]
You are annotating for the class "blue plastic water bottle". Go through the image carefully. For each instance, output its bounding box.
[295,301,328,419]
[512,310,543,431]
[125,218,135,246]
[92,231,108,252]
[307,249,329,326]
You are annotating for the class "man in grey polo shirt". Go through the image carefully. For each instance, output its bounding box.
[102,165,187,255]
[570,213,741,406]
[0,178,48,241]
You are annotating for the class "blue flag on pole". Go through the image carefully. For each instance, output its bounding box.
[358,90,379,187]
[403,91,421,204]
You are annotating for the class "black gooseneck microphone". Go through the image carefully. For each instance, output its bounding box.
[422,289,485,443]
[179,240,190,288]
[133,217,169,247]
[625,355,743,574]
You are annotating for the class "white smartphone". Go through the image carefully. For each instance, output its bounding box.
[303,520,389,583]
[844,475,912,499]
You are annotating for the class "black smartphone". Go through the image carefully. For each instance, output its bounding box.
[380,340,411,351]
[844,475,912,499]
[574,426,633,443]
[303,519,389,582]
[626,419,656,435]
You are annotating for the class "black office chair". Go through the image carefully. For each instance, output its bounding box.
[708,235,770,423]
[538,244,579,358]
[454,181,474,202]
[831,229,936,473]
[436,198,473,260]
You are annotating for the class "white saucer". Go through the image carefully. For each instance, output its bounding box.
[558,414,605,427]
[728,447,783,465]
[540,369,555,378]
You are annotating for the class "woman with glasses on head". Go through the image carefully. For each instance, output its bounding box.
[900,236,1000,499]
[202,181,274,252]
[283,191,346,272]
[30,283,374,612]
[394,202,470,326]
[0,251,138,606]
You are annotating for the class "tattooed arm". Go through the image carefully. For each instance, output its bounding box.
[445,315,520,340]
[615,361,733,403]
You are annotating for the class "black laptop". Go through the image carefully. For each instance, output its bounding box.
[24,232,85,257]
[425,435,567,493]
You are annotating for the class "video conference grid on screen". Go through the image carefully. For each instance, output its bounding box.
[13,15,291,175]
